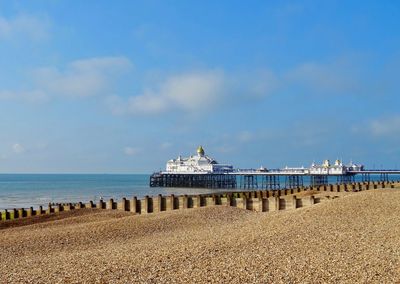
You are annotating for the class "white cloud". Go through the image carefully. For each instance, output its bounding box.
[160,142,173,149]
[214,145,236,154]
[106,69,275,116]
[0,56,132,104]
[0,17,11,36]
[124,146,140,156]
[0,90,48,103]
[0,14,49,41]
[237,131,254,143]
[127,91,170,114]
[232,69,279,99]
[115,58,369,116]
[161,70,225,111]
[12,143,25,154]
[370,116,400,137]
[286,60,362,95]
[32,56,132,98]
[4,55,371,116]
[122,70,226,115]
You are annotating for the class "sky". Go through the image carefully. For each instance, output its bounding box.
[0,0,400,173]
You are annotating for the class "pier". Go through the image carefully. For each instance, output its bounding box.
[150,169,400,189]
[150,146,400,189]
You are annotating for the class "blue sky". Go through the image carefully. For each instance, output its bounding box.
[0,0,399,173]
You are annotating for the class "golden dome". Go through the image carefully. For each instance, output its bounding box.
[197,146,205,156]
[323,159,330,168]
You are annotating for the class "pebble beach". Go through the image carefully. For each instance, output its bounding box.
[1,189,399,283]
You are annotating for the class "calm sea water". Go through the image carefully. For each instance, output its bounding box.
[0,174,398,210]
[0,174,229,210]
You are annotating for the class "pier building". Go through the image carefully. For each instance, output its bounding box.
[151,146,236,188]
[166,146,233,173]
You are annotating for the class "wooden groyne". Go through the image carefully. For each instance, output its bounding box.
[1,181,399,221]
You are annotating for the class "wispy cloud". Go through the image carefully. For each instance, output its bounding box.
[285,60,363,95]
[0,54,383,118]
[0,14,50,41]
[370,116,400,137]
[0,90,48,103]
[123,146,140,156]
[106,58,368,117]
[108,69,226,115]
[237,131,254,143]
[32,57,132,98]
[106,68,276,116]
[160,142,173,150]
[0,56,133,103]
[12,143,25,154]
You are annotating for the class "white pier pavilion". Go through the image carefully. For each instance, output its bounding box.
[165,146,233,174]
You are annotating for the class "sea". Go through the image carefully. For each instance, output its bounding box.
[0,174,398,210]
[0,174,226,210]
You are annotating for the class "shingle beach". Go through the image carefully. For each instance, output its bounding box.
[1,189,399,283]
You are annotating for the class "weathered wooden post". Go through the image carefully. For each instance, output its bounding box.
[46,204,52,214]
[153,194,162,213]
[292,195,297,209]
[18,208,25,218]
[87,200,95,209]
[118,198,127,211]
[167,194,175,210]
[130,197,138,214]
[27,207,34,217]
[142,196,151,214]
[4,209,10,220]
[107,199,114,210]
[182,194,189,209]
[97,200,104,209]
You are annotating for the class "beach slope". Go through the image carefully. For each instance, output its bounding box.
[1,189,399,283]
